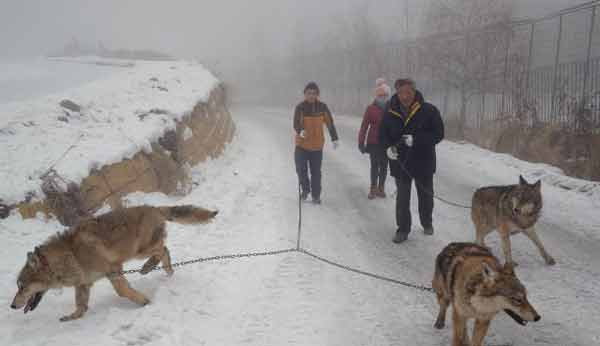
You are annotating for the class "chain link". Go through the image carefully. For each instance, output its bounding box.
[115,248,297,276]
[299,249,434,293]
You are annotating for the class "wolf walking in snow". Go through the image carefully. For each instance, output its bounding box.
[10,205,217,321]
[471,175,555,266]
[432,242,541,346]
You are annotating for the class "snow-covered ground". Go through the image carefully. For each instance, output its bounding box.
[1,107,599,345]
[0,58,122,104]
[0,58,219,205]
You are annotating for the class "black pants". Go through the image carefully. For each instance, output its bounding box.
[368,144,388,188]
[295,147,323,199]
[395,173,434,235]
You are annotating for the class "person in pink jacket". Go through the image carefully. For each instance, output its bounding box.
[358,84,390,199]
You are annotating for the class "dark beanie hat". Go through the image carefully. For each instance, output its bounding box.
[394,78,416,90]
[304,82,320,94]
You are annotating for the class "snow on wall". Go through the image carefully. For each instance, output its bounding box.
[0,58,220,205]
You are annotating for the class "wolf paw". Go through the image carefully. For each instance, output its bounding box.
[59,307,87,322]
[545,257,556,266]
[59,313,82,322]
[507,261,519,268]
[140,264,157,275]
[165,268,174,277]
[434,319,445,329]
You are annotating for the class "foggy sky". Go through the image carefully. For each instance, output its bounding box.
[0,0,591,62]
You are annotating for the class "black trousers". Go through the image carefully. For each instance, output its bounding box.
[395,173,434,235]
[368,144,388,188]
[295,147,323,199]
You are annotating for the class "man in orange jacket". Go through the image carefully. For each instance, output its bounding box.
[293,82,339,204]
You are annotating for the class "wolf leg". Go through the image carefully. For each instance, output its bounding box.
[524,227,556,265]
[434,293,450,329]
[499,224,516,266]
[161,246,174,276]
[140,255,161,275]
[475,227,487,247]
[452,308,469,346]
[60,284,91,322]
[109,275,150,306]
[471,318,491,346]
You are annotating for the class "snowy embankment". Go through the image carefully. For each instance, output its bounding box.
[0,58,219,205]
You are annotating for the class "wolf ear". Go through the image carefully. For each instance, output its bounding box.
[533,179,541,191]
[519,175,528,185]
[482,262,497,281]
[27,251,40,268]
[503,262,516,275]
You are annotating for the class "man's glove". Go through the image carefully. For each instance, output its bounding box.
[299,130,306,138]
[402,134,414,147]
[333,140,339,150]
[387,146,399,160]
[358,143,366,154]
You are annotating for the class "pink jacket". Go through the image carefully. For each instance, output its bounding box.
[358,103,385,146]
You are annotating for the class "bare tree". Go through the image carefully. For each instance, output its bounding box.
[419,0,514,137]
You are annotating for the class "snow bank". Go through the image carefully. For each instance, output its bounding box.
[441,141,600,202]
[0,58,220,205]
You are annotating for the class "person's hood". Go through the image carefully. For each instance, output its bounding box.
[389,90,425,115]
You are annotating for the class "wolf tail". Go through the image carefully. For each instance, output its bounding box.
[158,205,218,225]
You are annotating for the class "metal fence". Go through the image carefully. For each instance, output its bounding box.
[284,1,600,134]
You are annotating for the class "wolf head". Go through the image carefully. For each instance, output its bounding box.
[509,176,542,227]
[473,262,541,325]
[10,248,51,313]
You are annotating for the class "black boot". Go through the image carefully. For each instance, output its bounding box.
[393,230,408,244]
[423,225,434,236]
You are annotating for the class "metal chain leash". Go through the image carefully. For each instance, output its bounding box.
[397,150,472,209]
[116,248,298,276]
[112,183,435,294]
[299,249,434,292]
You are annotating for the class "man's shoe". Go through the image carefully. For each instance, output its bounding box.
[368,186,377,200]
[377,187,386,198]
[393,231,408,244]
[300,191,309,201]
[312,198,322,205]
[424,226,434,236]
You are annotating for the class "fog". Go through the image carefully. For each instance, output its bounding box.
[0,0,589,63]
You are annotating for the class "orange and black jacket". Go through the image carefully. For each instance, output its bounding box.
[293,101,339,151]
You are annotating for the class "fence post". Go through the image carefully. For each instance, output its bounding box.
[551,15,564,124]
[525,22,535,94]
[583,6,596,102]
[501,28,511,115]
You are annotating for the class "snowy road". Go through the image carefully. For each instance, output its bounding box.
[1,107,599,345]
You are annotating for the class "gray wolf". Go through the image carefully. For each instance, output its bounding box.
[10,205,217,321]
[432,242,541,346]
[471,175,555,266]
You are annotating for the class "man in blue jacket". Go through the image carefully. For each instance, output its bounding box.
[379,79,445,243]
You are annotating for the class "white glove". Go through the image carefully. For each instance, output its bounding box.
[299,130,306,138]
[403,134,414,147]
[333,140,339,150]
[387,146,398,160]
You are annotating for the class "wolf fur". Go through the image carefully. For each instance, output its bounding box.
[10,205,218,321]
[432,242,540,346]
[471,175,555,266]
